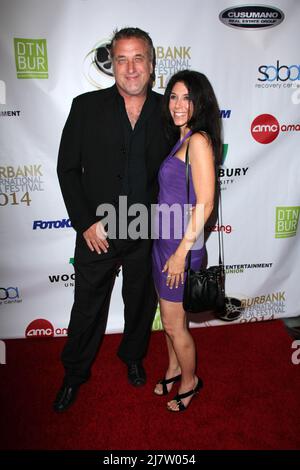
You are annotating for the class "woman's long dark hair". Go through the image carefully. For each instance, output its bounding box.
[162,70,222,165]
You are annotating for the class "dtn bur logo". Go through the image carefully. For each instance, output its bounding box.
[275,206,300,238]
[14,38,48,79]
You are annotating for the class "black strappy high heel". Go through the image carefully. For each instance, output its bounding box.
[154,374,182,396]
[167,377,203,412]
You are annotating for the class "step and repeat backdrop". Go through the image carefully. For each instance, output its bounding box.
[0,0,299,338]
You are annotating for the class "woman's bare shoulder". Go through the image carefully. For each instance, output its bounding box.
[189,131,211,150]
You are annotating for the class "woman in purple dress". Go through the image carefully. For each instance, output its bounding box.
[152,70,221,411]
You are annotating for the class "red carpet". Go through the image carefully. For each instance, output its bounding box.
[0,320,299,450]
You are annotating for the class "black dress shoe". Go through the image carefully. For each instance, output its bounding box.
[53,383,80,413]
[127,361,146,387]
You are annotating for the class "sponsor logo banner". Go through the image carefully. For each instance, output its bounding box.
[251,114,300,143]
[0,287,22,305]
[33,218,72,230]
[256,60,300,89]
[219,5,284,29]
[25,319,67,337]
[241,291,286,321]
[0,165,44,208]
[14,38,48,79]
[275,206,300,238]
[155,46,191,89]
[219,144,249,190]
[49,273,75,288]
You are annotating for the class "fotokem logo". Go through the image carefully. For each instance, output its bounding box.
[251,114,280,143]
[25,319,54,338]
[219,5,284,29]
[33,218,72,230]
[14,38,48,79]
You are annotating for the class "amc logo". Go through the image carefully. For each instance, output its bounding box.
[251,114,280,144]
[25,319,54,338]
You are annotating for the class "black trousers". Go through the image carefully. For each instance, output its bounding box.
[61,237,157,386]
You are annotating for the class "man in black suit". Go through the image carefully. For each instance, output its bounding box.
[53,27,169,412]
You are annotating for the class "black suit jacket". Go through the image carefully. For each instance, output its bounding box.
[57,85,169,234]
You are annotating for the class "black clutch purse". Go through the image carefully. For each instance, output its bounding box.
[183,264,225,313]
[182,143,226,314]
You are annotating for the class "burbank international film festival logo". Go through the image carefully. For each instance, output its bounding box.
[154,45,192,90]
[83,38,192,90]
[0,164,44,208]
[14,38,48,79]
[275,206,300,239]
[240,290,286,321]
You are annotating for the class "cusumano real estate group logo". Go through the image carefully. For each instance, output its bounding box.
[219,5,284,29]
[14,38,48,79]
[275,206,300,238]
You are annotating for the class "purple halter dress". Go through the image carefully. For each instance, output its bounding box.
[152,133,206,302]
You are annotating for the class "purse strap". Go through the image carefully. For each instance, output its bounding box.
[169,129,193,158]
[185,139,224,271]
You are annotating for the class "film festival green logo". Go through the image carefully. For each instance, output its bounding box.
[152,306,163,331]
[275,206,300,238]
[222,144,228,165]
[14,38,48,79]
